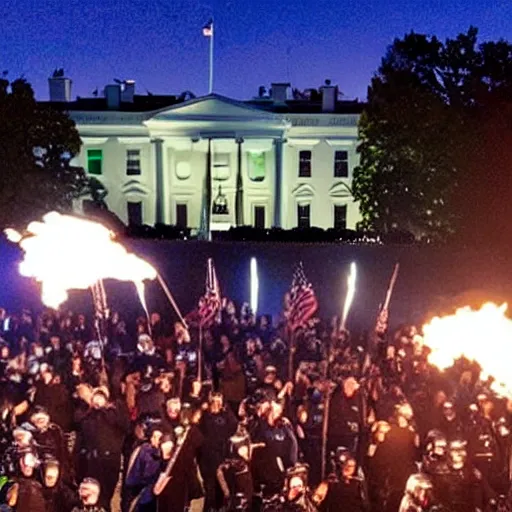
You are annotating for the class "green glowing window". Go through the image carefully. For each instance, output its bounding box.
[248,152,266,182]
[87,149,103,175]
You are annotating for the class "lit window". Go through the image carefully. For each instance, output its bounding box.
[248,152,266,182]
[298,150,311,178]
[126,149,141,176]
[87,149,103,175]
[213,153,230,181]
[127,201,142,226]
[334,150,349,178]
[176,161,191,180]
[334,204,347,229]
[297,204,310,228]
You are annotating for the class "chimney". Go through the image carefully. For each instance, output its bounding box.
[104,84,121,109]
[321,79,337,112]
[121,80,135,103]
[271,82,290,104]
[48,69,72,102]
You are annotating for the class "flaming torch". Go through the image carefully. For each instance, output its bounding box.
[5,212,157,315]
[250,257,259,316]
[423,302,512,398]
[340,262,357,330]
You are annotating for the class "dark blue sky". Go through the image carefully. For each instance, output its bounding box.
[3,0,512,102]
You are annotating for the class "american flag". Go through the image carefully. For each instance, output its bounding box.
[202,19,213,37]
[198,258,221,328]
[287,262,318,331]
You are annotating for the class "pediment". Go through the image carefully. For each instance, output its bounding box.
[122,180,149,196]
[292,183,315,198]
[329,182,353,198]
[148,94,283,123]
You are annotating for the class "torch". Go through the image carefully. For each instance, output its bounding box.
[341,262,357,331]
[250,257,259,316]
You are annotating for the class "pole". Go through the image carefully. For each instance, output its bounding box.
[287,328,295,382]
[156,273,189,330]
[321,385,332,480]
[198,325,203,382]
[321,328,335,480]
[209,19,214,94]
[382,262,400,312]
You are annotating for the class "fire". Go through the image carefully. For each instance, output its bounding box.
[423,302,512,398]
[341,262,357,329]
[5,212,157,309]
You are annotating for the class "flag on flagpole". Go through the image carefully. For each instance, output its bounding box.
[286,262,318,332]
[198,258,221,328]
[202,19,213,37]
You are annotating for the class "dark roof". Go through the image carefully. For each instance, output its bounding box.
[40,94,183,112]
[246,99,366,114]
[40,94,366,115]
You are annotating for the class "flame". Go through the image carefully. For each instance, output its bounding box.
[5,212,157,309]
[341,262,357,328]
[423,302,512,398]
[250,257,259,315]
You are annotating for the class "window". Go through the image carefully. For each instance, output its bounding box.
[127,201,142,226]
[87,149,103,175]
[334,150,349,178]
[254,206,265,229]
[298,150,312,178]
[126,149,141,175]
[248,152,266,182]
[176,204,188,228]
[213,153,230,181]
[297,204,310,228]
[176,161,191,180]
[334,205,347,229]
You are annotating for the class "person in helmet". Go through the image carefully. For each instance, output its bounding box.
[383,402,420,512]
[434,439,489,512]
[281,464,316,512]
[124,422,165,512]
[72,477,106,512]
[313,448,368,512]
[28,405,73,485]
[366,420,392,511]
[199,391,238,511]
[422,429,449,475]
[41,457,79,512]
[437,401,465,441]
[217,426,258,511]
[9,449,46,512]
[398,473,434,512]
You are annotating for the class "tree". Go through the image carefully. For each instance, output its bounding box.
[0,77,88,229]
[353,27,512,243]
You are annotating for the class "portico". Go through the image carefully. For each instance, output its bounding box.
[144,94,290,230]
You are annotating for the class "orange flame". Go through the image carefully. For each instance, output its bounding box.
[423,302,512,398]
[5,212,157,310]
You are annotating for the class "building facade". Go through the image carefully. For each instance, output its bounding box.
[49,77,364,231]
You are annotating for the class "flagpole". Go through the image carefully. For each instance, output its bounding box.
[209,18,214,94]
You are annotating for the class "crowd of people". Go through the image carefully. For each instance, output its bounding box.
[0,296,511,512]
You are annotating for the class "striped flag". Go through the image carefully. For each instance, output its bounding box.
[287,262,318,331]
[202,19,213,37]
[198,258,221,327]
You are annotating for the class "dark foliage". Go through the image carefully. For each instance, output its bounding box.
[354,27,512,244]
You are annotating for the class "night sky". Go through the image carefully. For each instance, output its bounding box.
[3,0,512,102]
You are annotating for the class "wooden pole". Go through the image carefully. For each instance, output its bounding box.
[156,273,188,330]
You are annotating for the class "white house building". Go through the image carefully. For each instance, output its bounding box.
[46,75,364,232]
